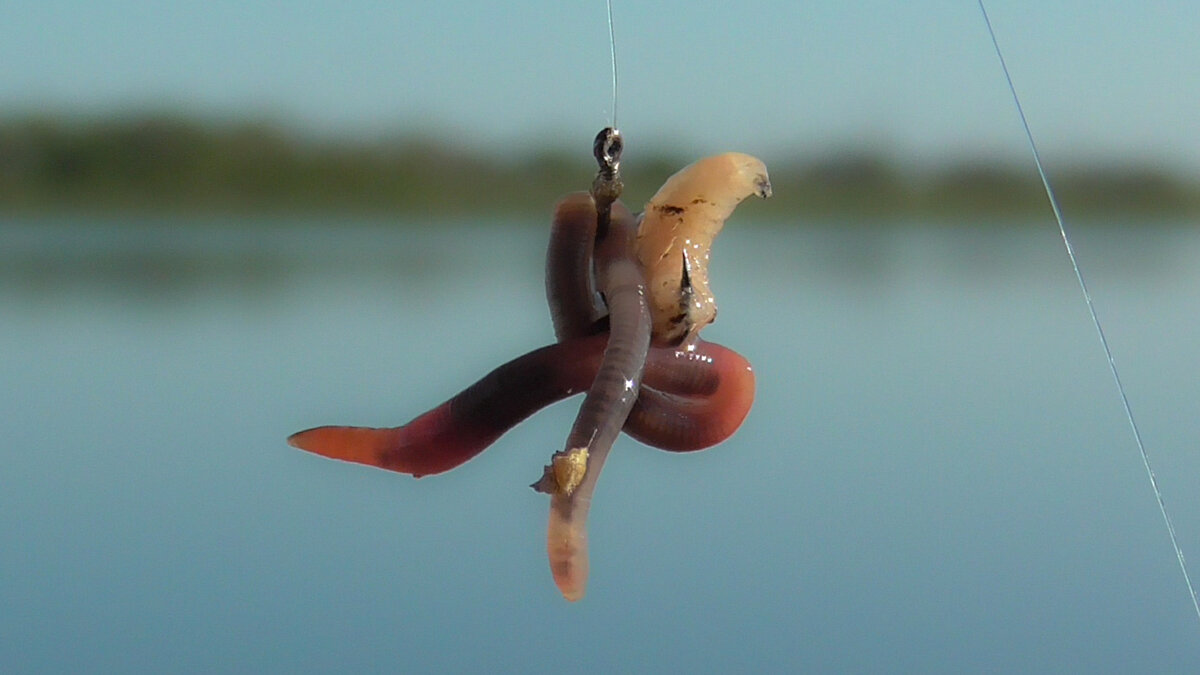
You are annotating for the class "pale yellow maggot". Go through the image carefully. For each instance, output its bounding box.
[635,153,772,344]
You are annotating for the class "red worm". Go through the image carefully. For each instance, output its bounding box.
[287,334,752,477]
[545,193,651,600]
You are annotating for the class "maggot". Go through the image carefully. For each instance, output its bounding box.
[636,153,772,345]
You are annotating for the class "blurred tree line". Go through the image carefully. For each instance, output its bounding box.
[1,113,1197,222]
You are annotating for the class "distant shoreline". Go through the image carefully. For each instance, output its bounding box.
[3,113,1197,222]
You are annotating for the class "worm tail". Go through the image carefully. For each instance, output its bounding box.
[289,336,607,477]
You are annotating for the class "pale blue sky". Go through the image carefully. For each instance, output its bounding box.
[3,1,1198,173]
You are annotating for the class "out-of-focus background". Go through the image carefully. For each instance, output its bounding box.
[3,1,1200,672]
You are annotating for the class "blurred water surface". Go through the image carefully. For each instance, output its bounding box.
[2,215,1200,672]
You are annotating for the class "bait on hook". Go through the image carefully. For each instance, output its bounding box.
[289,1,771,600]
[289,135,771,601]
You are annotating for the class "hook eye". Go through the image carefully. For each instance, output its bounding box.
[592,127,623,177]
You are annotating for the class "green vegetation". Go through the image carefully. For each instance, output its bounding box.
[2,113,1198,222]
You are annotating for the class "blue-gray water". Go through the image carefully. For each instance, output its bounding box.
[3,216,1200,672]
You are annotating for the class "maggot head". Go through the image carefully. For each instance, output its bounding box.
[635,152,771,344]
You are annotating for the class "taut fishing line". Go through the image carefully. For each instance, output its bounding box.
[604,0,619,129]
[977,0,1200,626]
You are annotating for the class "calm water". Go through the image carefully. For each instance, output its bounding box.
[2,215,1200,672]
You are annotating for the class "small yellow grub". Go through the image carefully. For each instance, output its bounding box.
[551,447,589,496]
[636,153,771,344]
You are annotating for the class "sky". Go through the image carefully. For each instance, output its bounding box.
[2,1,1199,174]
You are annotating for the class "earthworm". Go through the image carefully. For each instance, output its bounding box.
[540,199,651,600]
[286,335,752,477]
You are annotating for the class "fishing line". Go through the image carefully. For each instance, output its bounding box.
[976,0,1200,625]
[604,0,619,128]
